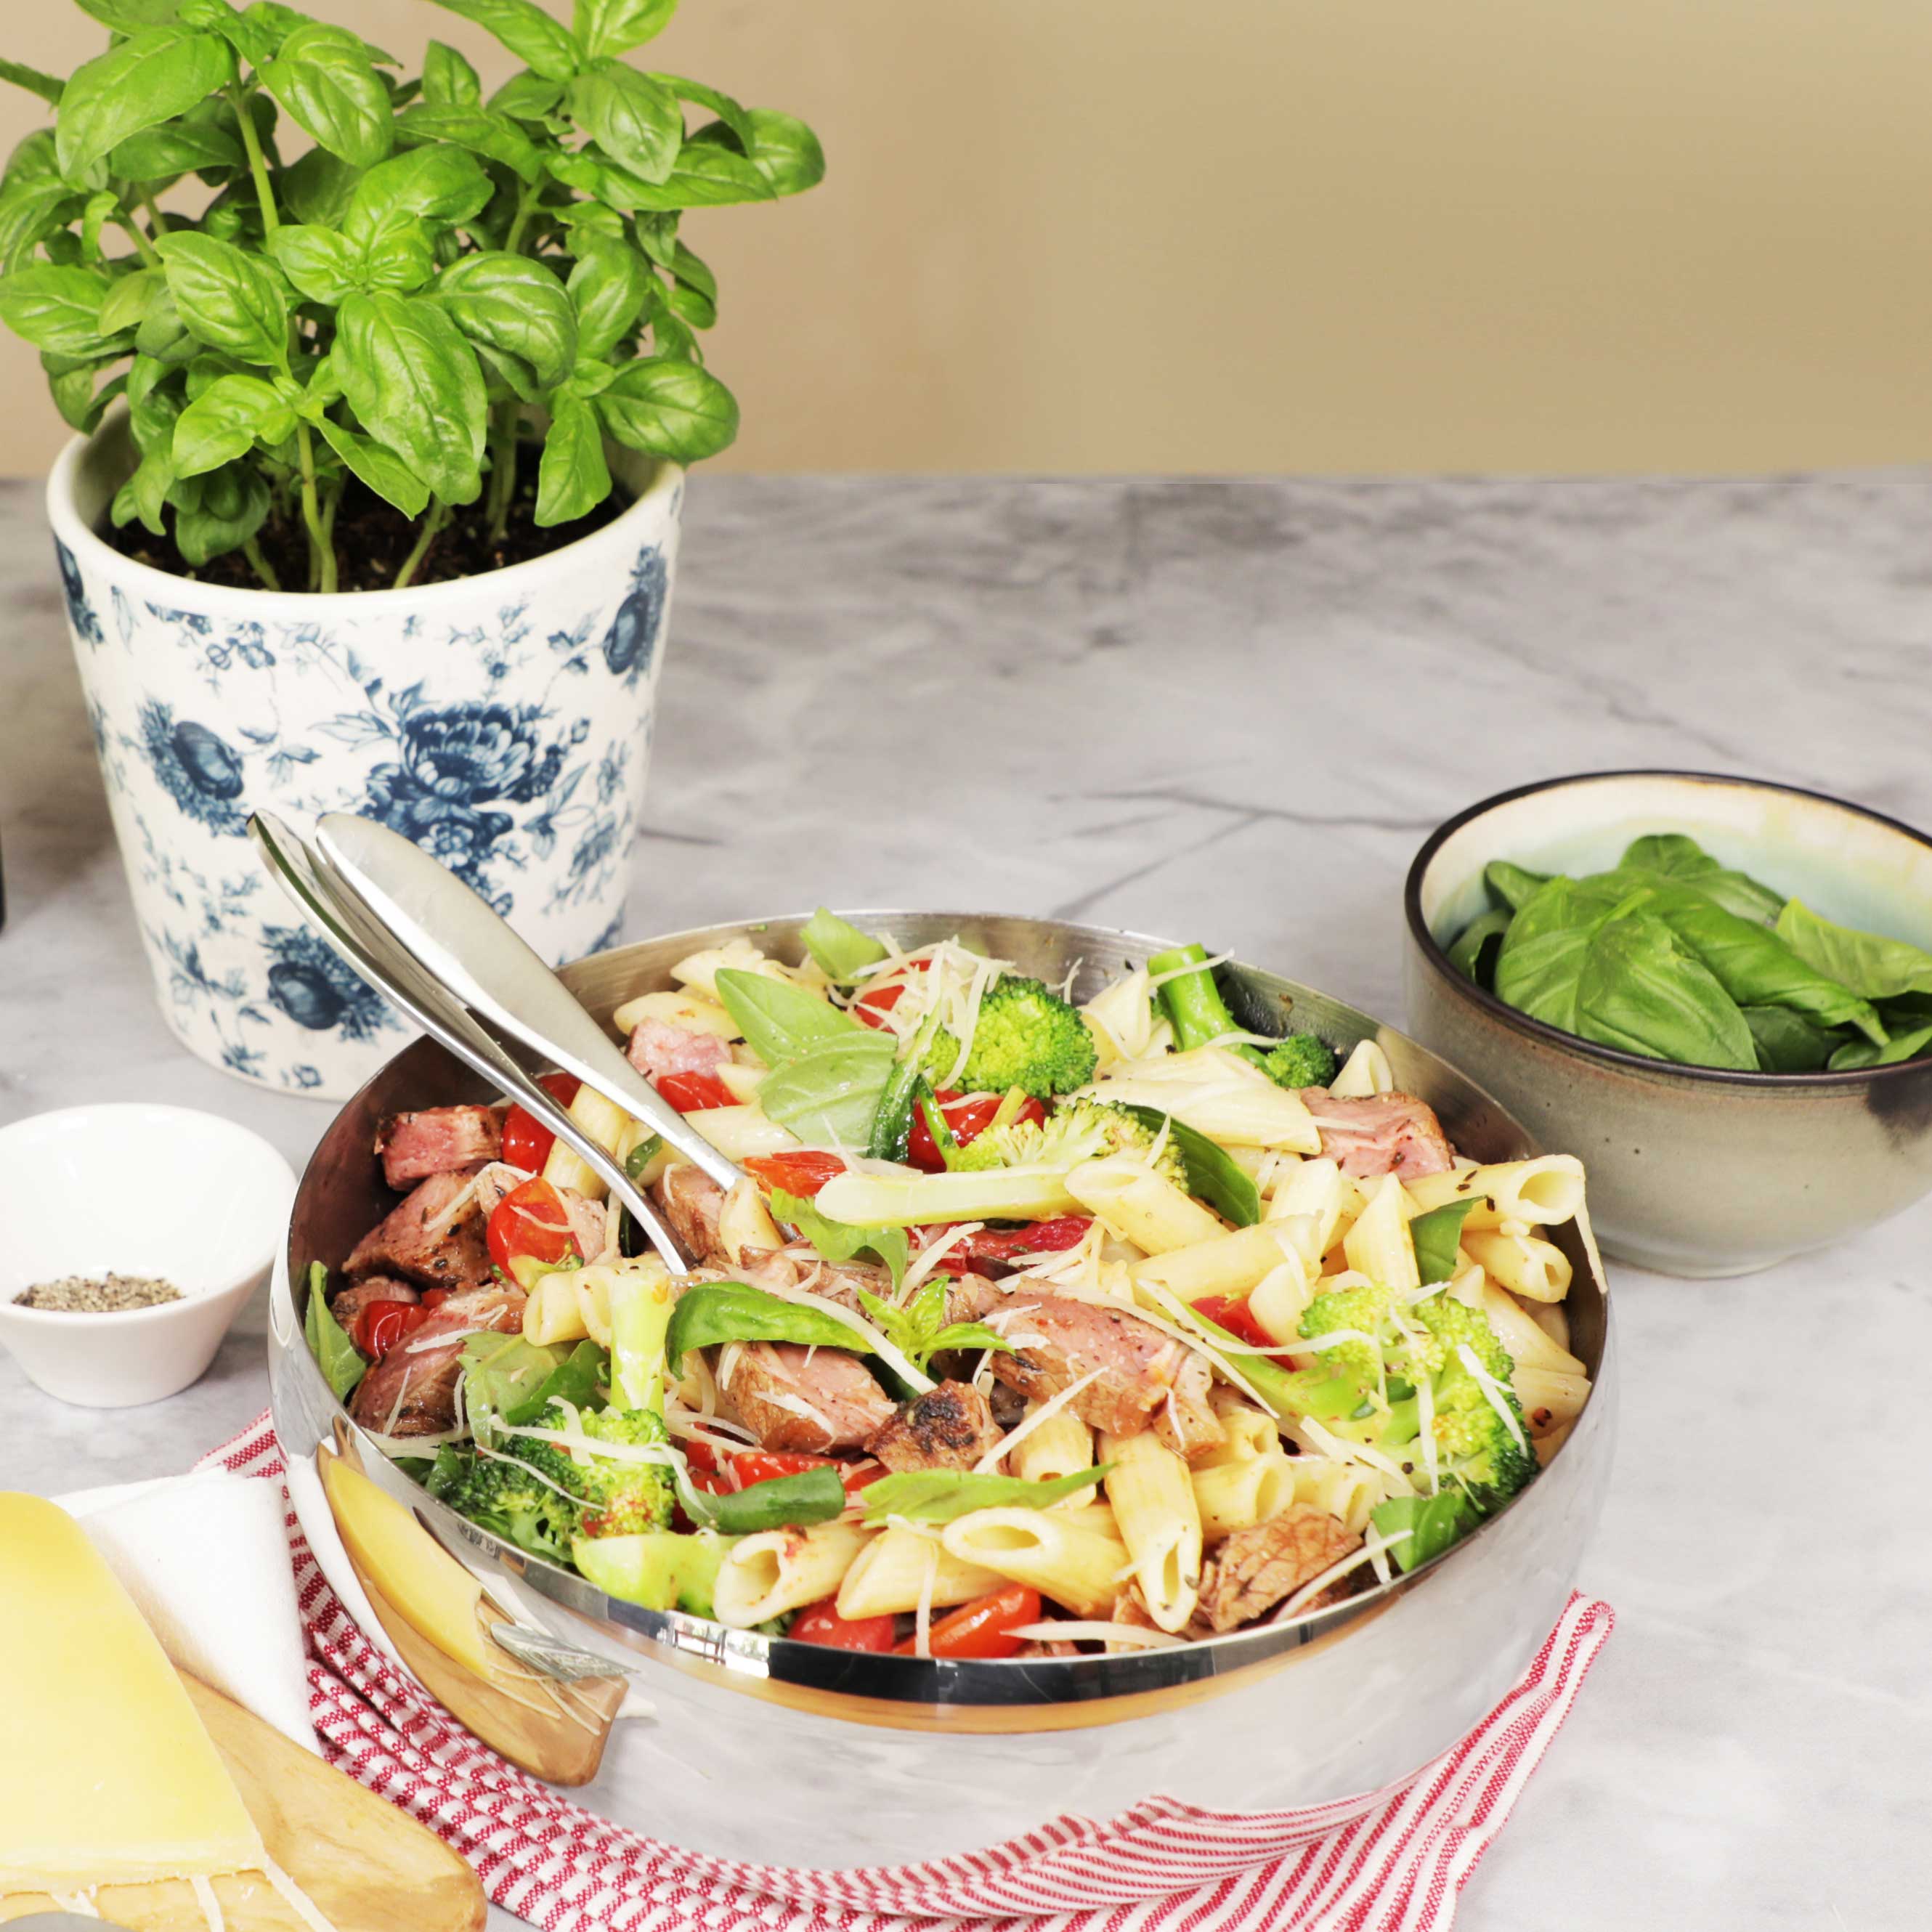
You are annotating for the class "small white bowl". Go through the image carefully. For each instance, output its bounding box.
[0,1104,296,1408]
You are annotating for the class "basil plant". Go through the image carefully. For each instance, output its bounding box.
[0,0,823,591]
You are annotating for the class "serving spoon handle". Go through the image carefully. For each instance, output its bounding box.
[315,812,747,1197]
[248,813,691,1270]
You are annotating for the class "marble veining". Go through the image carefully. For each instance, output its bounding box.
[4,473,1930,1929]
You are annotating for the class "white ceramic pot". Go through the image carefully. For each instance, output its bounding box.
[46,413,683,1098]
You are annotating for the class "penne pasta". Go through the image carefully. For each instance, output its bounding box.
[1193,1450,1297,1541]
[940,1506,1130,1619]
[1514,1366,1592,1434]
[1342,1174,1420,1291]
[1196,1395,1282,1468]
[521,1254,670,1349]
[835,1528,1005,1619]
[714,1521,869,1628]
[1247,1255,1315,1347]
[1329,1038,1395,1098]
[1008,1405,1096,1495]
[1266,1154,1347,1257]
[540,1080,638,1201]
[1403,1156,1586,1230]
[1081,967,1166,1068]
[714,1061,767,1102]
[1090,1047,1323,1151]
[1461,1228,1573,1303]
[716,1177,783,1264]
[1099,1430,1202,1633]
[1453,1275,1586,1379]
[1285,1456,1386,1536]
[1527,1298,1571,1352]
[609,988,739,1039]
[681,1103,800,1161]
[1067,1156,1228,1254]
[1128,1221,1306,1302]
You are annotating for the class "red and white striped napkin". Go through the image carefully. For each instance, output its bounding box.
[199,1412,1612,1932]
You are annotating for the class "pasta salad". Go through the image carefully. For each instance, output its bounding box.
[307,914,1595,1657]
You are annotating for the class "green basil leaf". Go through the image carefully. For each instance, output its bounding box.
[1775,898,1932,1003]
[156,230,288,367]
[334,290,488,504]
[576,0,678,60]
[436,249,577,388]
[265,223,363,302]
[0,60,65,107]
[395,105,545,187]
[535,389,609,526]
[718,107,826,198]
[55,27,236,181]
[98,267,163,335]
[1741,1004,1842,1073]
[1410,1199,1477,1285]
[75,0,188,27]
[421,0,582,81]
[316,416,432,517]
[546,139,773,213]
[360,227,439,293]
[0,263,114,354]
[1117,1105,1259,1226]
[595,354,737,460]
[423,40,484,109]
[304,1261,367,1403]
[113,446,177,535]
[279,147,365,227]
[263,24,394,166]
[489,68,567,122]
[46,357,126,433]
[1827,1022,1932,1071]
[714,967,860,1065]
[663,275,714,331]
[1484,859,1549,912]
[1618,832,1718,880]
[861,1466,1108,1527]
[567,355,615,398]
[663,1282,869,1374]
[173,459,269,564]
[800,907,888,983]
[110,116,244,182]
[471,337,540,403]
[1369,1491,1476,1573]
[1446,906,1512,986]
[683,1465,845,1535]
[758,1035,899,1148]
[0,179,84,276]
[177,0,283,69]
[172,370,295,474]
[567,64,682,186]
[1572,912,1758,1068]
[768,1188,907,1291]
[463,1332,607,1429]
[344,143,494,247]
[647,73,752,148]
[565,240,650,360]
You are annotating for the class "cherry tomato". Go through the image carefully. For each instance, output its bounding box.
[419,1288,452,1311]
[699,1450,885,1498]
[851,981,905,1031]
[498,1071,583,1172]
[906,1091,1047,1173]
[744,1151,848,1198]
[1193,1294,1295,1365]
[655,1068,736,1113]
[893,1583,1041,1659]
[946,1216,1094,1269]
[486,1177,583,1276]
[790,1597,898,1652]
[352,1299,431,1360]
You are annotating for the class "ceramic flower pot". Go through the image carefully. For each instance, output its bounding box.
[47,409,683,1099]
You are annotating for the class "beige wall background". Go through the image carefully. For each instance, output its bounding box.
[4,0,1930,476]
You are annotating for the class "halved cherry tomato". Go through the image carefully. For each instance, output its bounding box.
[499,1071,583,1172]
[689,1448,885,1498]
[907,1090,1047,1173]
[419,1288,452,1311]
[945,1216,1094,1270]
[486,1177,583,1276]
[790,1597,897,1652]
[1193,1294,1295,1365]
[851,981,905,1031]
[656,1068,737,1113]
[893,1583,1041,1660]
[744,1150,848,1198]
[352,1299,431,1360]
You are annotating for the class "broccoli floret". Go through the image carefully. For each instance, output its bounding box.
[952,1096,1188,1185]
[1148,943,1337,1091]
[1262,1032,1338,1089]
[948,975,1097,1099]
[1408,1297,1536,1514]
[569,1405,676,1538]
[426,1441,580,1567]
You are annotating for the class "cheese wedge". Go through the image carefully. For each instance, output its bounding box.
[0,1492,267,1892]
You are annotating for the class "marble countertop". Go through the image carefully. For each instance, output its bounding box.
[4,472,1927,1928]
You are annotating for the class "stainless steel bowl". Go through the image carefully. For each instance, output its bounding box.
[270,911,1615,1868]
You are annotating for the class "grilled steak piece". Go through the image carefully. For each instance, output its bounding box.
[720,1342,896,1452]
[654,1164,726,1259]
[373,1105,500,1190]
[347,1286,525,1437]
[867,1379,1000,1473]
[628,1018,734,1084]
[1296,1089,1454,1180]
[1151,1352,1228,1462]
[344,1169,492,1292]
[1196,1505,1362,1632]
[327,1277,419,1334]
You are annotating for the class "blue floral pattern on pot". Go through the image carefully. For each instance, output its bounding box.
[50,438,683,1100]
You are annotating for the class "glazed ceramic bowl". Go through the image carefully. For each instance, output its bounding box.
[1405,770,1932,1278]
[271,911,1614,1870]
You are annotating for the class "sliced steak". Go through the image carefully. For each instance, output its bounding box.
[867,1379,1000,1473]
[1151,1352,1228,1462]
[472,1160,528,1221]
[720,1342,896,1452]
[374,1105,500,1191]
[561,1188,608,1262]
[628,1018,734,1084]
[344,1169,492,1292]
[1196,1505,1362,1632]
[959,1280,1190,1439]
[1297,1089,1455,1180]
[328,1277,419,1334]
[654,1163,726,1260]
[348,1286,525,1437]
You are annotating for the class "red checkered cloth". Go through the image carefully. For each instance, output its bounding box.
[199,1411,1612,1932]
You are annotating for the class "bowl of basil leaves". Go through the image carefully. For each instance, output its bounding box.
[1405,769,1932,1277]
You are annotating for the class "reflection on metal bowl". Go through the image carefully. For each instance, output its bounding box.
[270,912,1615,1870]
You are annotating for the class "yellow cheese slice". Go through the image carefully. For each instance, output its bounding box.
[319,1453,502,1684]
[0,1492,267,1893]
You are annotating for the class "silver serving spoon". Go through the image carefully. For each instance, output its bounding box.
[315,811,746,1195]
[248,813,691,1268]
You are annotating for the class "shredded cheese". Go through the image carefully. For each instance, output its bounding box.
[190,1874,227,1932]
[1456,1343,1529,1451]
[972,1367,1104,1473]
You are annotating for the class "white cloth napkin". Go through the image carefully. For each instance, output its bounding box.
[58,1469,319,1752]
